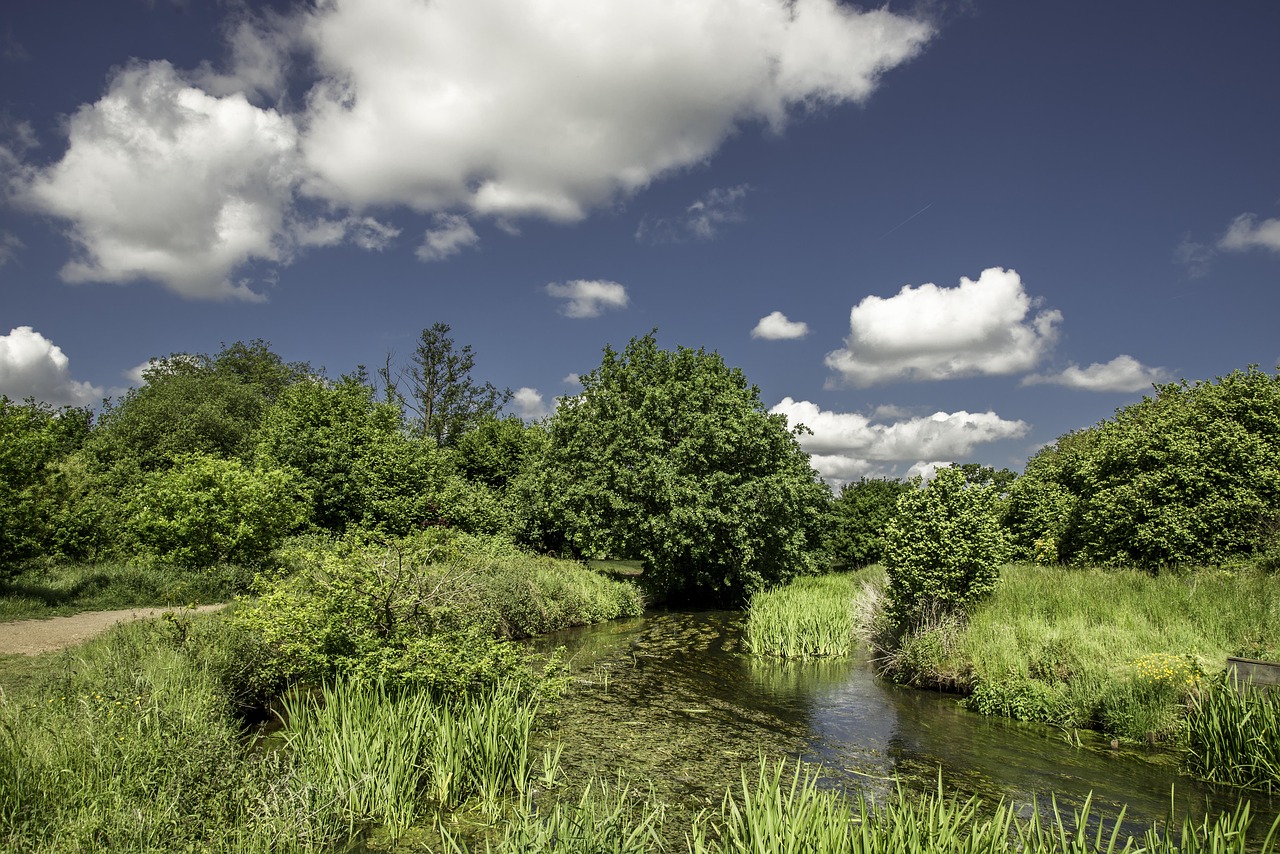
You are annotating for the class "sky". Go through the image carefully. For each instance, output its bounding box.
[2,0,1279,485]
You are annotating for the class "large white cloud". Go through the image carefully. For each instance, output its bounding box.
[771,396,1028,484]
[20,61,301,301]
[825,267,1062,387]
[298,0,931,218]
[1022,355,1169,392]
[0,326,104,406]
[546,279,629,318]
[17,0,931,298]
[1219,214,1280,253]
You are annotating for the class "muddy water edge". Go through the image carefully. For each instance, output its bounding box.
[527,609,1279,837]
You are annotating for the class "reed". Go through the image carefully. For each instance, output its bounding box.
[281,679,542,838]
[746,574,858,659]
[1186,669,1280,792]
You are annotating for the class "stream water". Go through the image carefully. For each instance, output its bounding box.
[530,609,1278,834]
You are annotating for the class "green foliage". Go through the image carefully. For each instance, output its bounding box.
[400,322,513,446]
[453,415,543,492]
[0,563,246,622]
[1012,366,1280,568]
[829,477,911,568]
[124,453,305,568]
[746,573,858,658]
[1186,670,1280,792]
[882,466,1008,629]
[533,332,830,604]
[236,531,637,696]
[0,398,91,571]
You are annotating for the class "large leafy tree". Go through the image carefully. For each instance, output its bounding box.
[1010,366,1280,567]
[533,332,830,603]
[829,477,912,568]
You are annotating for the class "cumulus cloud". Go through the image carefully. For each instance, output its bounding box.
[1219,213,1280,253]
[17,0,932,297]
[752,310,809,340]
[1022,355,1169,392]
[563,373,582,387]
[825,267,1061,387]
[546,279,629,318]
[512,387,550,420]
[637,185,751,243]
[771,396,1028,485]
[416,213,479,262]
[0,326,104,406]
[298,0,931,218]
[19,61,301,301]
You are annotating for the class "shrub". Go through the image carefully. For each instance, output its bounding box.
[881,466,1008,631]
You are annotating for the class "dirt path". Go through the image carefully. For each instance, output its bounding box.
[0,604,227,656]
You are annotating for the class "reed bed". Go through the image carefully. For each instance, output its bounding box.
[281,679,541,840]
[746,573,858,658]
[1186,670,1280,793]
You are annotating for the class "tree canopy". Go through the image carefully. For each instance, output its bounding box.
[532,332,830,603]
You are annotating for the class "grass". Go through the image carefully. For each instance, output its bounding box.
[863,563,1280,745]
[0,560,247,622]
[1186,670,1280,793]
[746,573,859,659]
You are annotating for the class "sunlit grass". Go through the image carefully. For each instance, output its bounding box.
[746,573,858,659]
[1186,669,1280,793]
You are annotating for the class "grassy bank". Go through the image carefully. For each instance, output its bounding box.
[0,560,248,622]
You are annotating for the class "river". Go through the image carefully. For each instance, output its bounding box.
[531,609,1278,834]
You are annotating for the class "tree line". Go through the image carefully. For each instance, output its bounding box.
[2,327,1278,604]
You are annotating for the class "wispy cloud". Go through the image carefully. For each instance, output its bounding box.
[416,213,479,262]
[546,279,629,318]
[1220,213,1280,253]
[1022,355,1169,392]
[637,185,751,243]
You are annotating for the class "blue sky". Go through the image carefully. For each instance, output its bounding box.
[2,0,1278,484]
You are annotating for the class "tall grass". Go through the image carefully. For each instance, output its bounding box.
[688,759,1280,854]
[875,564,1280,743]
[747,574,858,658]
[1186,670,1280,792]
[281,679,542,839]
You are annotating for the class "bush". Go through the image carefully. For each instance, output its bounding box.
[881,466,1008,631]
[124,453,305,568]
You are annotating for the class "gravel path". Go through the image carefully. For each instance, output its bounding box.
[0,604,226,656]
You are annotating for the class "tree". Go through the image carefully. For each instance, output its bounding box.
[1009,366,1280,568]
[533,332,830,603]
[0,398,92,571]
[882,465,1008,629]
[829,477,912,568]
[402,323,511,446]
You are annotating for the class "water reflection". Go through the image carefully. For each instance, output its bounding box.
[531,609,1278,832]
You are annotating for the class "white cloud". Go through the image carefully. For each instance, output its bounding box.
[1219,213,1280,253]
[751,310,810,340]
[512,386,549,419]
[1022,355,1170,392]
[195,11,300,103]
[416,213,479,262]
[20,61,301,301]
[298,0,931,218]
[563,373,582,387]
[771,396,1029,485]
[546,279,629,318]
[0,326,104,406]
[293,216,399,251]
[825,267,1061,387]
[637,185,751,243]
